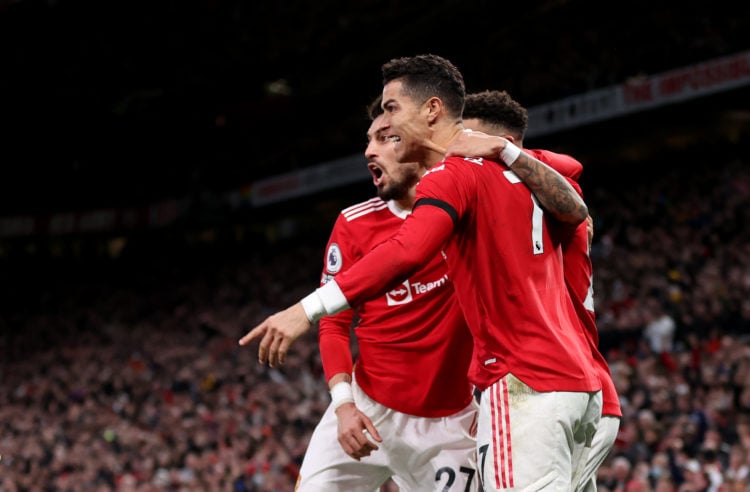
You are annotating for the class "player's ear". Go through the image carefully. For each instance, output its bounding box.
[424,97,442,124]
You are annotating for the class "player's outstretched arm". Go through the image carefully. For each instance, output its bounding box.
[444,130,587,225]
[238,302,311,367]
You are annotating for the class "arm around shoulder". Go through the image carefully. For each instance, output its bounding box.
[500,144,588,225]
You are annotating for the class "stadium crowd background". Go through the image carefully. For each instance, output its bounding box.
[2,1,750,491]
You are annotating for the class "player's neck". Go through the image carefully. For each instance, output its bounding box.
[422,150,444,170]
[387,195,414,217]
[422,122,463,169]
[393,197,413,213]
[394,187,416,212]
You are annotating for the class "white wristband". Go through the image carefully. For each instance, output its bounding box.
[499,141,521,167]
[330,381,354,410]
[300,291,326,322]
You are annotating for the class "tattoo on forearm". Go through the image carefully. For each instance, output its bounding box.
[511,154,587,224]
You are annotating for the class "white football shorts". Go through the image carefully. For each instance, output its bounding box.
[297,377,480,492]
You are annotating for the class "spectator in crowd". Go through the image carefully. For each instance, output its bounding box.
[643,299,677,355]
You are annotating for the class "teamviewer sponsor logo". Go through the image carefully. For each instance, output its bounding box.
[385,274,449,306]
[386,280,413,306]
[412,274,447,294]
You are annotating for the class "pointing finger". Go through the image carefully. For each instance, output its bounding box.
[238,322,266,346]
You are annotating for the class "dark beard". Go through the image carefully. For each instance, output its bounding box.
[377,174,419,202]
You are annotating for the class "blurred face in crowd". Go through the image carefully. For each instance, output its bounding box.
[365,113,420,202]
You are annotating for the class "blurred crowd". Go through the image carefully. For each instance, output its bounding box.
[0,245,329,492]
[584,150,750,491]
[2,148,750,491]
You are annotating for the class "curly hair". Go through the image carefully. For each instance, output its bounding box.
[463,90,528,141]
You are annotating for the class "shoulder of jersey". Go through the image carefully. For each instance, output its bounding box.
[421,163,446,179]
[341,197,389,222]
[420,156,481,183]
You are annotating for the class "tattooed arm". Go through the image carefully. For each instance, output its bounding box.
[507,150,588,225]
[444,130,587,225]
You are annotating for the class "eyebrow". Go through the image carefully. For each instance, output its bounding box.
[367,122,390,140]
[382,98,397,108]
[366,128,381,142]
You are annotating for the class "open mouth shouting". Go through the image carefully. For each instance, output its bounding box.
[368,162,384,187]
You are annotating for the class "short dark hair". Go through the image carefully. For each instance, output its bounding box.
[381,54,465,120]
[367,94,383,120]
[463,90,528,141]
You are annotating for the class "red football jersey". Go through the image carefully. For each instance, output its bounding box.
[527,150,623,418]
[332,156,601,393]
[560,220,623,417]
[318,197,474,417]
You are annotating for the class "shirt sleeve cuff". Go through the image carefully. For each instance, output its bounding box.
[300,280,350,322]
